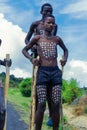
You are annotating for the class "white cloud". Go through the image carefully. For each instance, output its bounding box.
[70,60,87,73]
[0,13,25,58]
[34,0,59,7]
[10,68,31,78]
[0,1,37,32]
[0,2,13,14]
[61,0,87,13]
[63,59,87,87]
[60,0,87,19]
[0,13,32,78]
[0,9,87,88]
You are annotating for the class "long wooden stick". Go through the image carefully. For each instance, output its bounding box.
[4,54,10,130]
[61,65,64,130]
[29,55,40,130]
[29,64,38,130]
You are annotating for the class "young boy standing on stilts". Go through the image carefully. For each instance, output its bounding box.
[25,3,57,125]
[22,14,68,130]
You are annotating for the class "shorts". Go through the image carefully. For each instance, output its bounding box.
[36,66,62,86]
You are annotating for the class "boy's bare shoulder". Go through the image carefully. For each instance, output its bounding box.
[56,36,62,41]
[33,34,41,40]
[53,36,63,44]
[32,20,42,26]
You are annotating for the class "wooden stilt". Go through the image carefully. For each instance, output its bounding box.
[29,64,38,130]
[3,54,10,130]
[61,65,64,130]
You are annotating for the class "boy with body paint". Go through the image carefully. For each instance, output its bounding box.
[22,15,68,130]
[25,3,58,125]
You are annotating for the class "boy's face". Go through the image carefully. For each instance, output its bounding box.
[44,17,55,32]
[41,6,53,17]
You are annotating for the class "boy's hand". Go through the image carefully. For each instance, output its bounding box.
[4,59,12,67]
[60,58,67,67]
[32,58,40,66]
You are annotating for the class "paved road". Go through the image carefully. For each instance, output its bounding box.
[6,102,28,130]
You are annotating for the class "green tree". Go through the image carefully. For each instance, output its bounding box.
[62,79,69,103]
[19,78,32,97]
[62,78,82,104]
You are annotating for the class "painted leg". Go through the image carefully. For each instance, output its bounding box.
[35,103,46,130]
[35,85,47,130]
[51,85,61,130]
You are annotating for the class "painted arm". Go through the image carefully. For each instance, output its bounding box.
[57,36,68,66]
[25,22,37,44]
[22,35,40,63]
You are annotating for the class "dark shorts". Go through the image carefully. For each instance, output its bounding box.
[36,66,62,86]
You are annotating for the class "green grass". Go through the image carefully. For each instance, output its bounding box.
[8,87,76,130]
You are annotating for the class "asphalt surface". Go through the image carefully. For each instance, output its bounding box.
[6,102,28,130]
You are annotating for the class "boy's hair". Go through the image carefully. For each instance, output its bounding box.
[41,3,53,13]
[44,14,55,21]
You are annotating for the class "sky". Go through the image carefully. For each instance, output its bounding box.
[0,0,87,87]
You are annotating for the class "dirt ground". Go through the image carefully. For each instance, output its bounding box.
[63,105,87,130]
[6,102,87,130]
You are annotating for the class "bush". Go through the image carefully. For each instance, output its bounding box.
[84,106,87,114]
[19,78,32,97]
[62,78,82,104]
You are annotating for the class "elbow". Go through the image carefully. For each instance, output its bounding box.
[67,49,69,55]
[25,38,28,45]
[64,48,68,58]
[25,35,29,45]
[22,48,25,55]
[65,48,68,55]
[65,47,68,53]
[66,49,69,59]
[25,40,28,45]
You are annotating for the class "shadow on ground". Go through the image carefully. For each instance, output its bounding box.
[6,102,28,130]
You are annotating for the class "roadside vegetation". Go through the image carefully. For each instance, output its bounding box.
[1,72,87,130]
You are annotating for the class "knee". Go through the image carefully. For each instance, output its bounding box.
[38,103,46,113]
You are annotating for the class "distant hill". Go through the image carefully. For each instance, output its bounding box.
[0,72,23,87]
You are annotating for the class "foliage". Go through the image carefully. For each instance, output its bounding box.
[10,74,23,87]
[19,78,32,97]
[0,72,83,104]
[62,78,82,104]
[0,72,23,87]
[84,106,87,114]
[81,86,87,95]
[8,88,74,130]
[0,72,5,83]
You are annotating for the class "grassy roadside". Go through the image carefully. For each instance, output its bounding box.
[8,87,76,130]
[8,87,30,124]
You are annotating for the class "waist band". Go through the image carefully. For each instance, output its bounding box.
[38,66,58,71]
